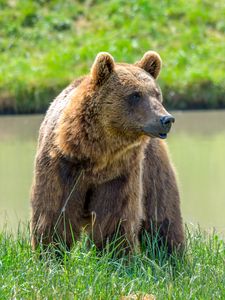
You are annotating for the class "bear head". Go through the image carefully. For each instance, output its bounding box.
[90,51,174,140]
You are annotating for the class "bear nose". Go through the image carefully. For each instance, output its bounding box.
[160,115,175,129]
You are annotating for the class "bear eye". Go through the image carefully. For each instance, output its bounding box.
[127,91,142,104]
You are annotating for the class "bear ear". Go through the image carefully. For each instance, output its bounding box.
[135,51,162,79]
[91,52,115,85]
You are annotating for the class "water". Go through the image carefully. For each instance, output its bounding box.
[0,111,225,233]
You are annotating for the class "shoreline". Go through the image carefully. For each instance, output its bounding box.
[0,87,225,115]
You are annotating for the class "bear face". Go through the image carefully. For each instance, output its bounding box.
[96,59,173,141]
[56,51,175,167]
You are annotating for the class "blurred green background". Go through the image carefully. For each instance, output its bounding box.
[0,0,224,113]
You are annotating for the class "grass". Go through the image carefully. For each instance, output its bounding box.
[0,0,225,113]
[1,226,225,299]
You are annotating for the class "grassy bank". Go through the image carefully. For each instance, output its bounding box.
[0,0,225,113]
[0,226,225,299]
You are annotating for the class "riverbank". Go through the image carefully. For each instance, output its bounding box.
[0,227,224,299]
[1,1,224,113]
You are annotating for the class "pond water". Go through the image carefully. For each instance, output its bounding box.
[0,111,225,234]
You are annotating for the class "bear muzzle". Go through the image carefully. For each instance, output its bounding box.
[142,114,175,139]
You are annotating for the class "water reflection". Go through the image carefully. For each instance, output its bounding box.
[0,111,225,233]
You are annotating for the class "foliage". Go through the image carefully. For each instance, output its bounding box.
[0,0,224,113]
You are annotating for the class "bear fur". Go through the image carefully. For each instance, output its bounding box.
[30,51,184,253]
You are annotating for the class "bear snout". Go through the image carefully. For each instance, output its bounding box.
[142,114,175,139]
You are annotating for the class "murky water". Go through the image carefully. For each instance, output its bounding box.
[0,111,225,233]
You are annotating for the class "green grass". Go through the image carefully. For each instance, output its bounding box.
[0,0,224,113]
[1,226,225,299]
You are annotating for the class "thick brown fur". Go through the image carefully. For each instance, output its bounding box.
[30,51,184,253]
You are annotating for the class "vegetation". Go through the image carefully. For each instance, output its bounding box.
[0,0,224,113]
[0,226,225,299]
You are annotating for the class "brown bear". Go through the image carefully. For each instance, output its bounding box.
[30,51,184,253]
